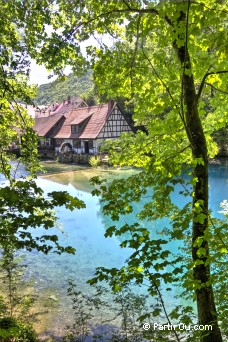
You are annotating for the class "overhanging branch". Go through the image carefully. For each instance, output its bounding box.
[197,69,228,100]
[64,7,159,44]
[54,3,173,57]
[205,82,228,95]
[129,14,142,95]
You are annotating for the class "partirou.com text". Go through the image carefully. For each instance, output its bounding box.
[142,322,213,331]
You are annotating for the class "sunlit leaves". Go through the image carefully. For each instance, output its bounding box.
[0,179,85,254]
[0,0,88,258]
[76,1,228,338]
[49,191,86,210]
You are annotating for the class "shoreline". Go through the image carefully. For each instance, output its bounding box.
[39,157,228,177]
[38,160,136,178]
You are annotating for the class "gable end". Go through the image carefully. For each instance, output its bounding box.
[97,105,132,139]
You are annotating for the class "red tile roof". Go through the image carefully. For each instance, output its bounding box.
[34,114,64,137]
[35,96,86,118]
[70,111,93,125]
[54,104,110,139]
[20,104,37,118]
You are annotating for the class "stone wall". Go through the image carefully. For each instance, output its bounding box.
[38,149,56,159]
[58,152,91,164]
[72,154,91,164]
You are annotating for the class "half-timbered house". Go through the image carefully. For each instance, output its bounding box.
[54,100,133,155]
[33,114,65,147]
[33,96,86,148]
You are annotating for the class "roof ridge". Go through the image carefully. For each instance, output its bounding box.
[70,103,108,111]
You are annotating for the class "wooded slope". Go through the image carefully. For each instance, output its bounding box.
[34,71,93,105]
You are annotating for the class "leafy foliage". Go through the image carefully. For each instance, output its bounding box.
[0,245,36,320]
[35,1,226,341]
[0,0,87,256]
[0,4,89,339]
[89,156,100,168]
[0,317,37,342]
[0,178,85,254]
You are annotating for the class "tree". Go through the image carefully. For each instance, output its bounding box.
[36,1,227,341]
[0,0,87,288]
[0,2,88,336]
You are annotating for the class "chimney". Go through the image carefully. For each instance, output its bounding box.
[108,99,115,112]
[67,95,71,104]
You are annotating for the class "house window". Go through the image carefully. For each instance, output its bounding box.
[55,139,62,147]
[46,138,52,146]
[74,140,81,148]
[39,138,52,146]
[71,125,79,134]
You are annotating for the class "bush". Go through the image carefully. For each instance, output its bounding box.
[89,156,100,168]
[0,317,37,342]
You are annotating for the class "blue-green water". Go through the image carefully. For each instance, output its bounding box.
[1,162,228,338]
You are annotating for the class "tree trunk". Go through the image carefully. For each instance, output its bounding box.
[175,31,223,342]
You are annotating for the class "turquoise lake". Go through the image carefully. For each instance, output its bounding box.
[1,161,228,339]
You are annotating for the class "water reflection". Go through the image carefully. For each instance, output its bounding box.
[1,161,228,338]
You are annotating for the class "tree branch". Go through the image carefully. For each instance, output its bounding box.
[180,0,191,124]
[205,82,228,95]
[63,7,159,44]
[120,216,181,342]
[141,46,189,132]
[121,0,132,10]
[129,14,142,96]
[197,69,228,100]
[141,49,174,102]
[53,4,173,58]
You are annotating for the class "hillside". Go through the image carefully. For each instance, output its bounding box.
[34,71,94,105]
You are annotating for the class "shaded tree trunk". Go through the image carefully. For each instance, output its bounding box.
[175,33,223,342]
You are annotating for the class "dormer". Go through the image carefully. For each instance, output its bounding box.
[70,115,93,135]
